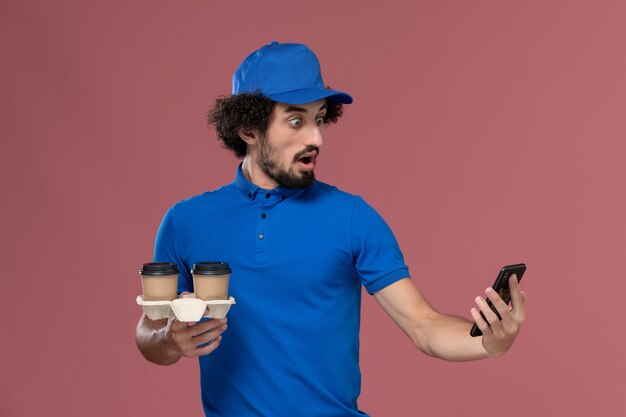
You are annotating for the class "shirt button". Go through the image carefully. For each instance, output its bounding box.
[266,193,271,198]
[258,234,264,239]
[261,213,267,219]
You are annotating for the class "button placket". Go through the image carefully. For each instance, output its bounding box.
[255,193,276,264]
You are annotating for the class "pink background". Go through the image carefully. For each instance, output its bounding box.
[2,1,625,416]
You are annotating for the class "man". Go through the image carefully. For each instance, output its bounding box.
[135,41,527,416]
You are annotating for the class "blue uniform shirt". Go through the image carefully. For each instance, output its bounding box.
[155,164,410,417]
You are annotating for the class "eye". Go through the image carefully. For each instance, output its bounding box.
[316,116,325,125]
[288,118,301,127]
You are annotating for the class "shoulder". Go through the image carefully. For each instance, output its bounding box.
[166,182,239,217]
[312,180,380,211]
[304,180,384,219]
[308,179,360,204]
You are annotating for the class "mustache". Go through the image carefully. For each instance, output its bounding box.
[293,146,320,162]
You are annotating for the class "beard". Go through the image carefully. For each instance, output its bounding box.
[257,136,318,189]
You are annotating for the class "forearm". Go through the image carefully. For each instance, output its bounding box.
[375,278,525,361]
[135,315,181,366]
[416,312,490,362]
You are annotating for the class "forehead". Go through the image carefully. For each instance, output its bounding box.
[274,99,327,114]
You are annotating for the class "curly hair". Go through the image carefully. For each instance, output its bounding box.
[207,91,344,158]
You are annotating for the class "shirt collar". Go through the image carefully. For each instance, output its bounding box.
[234,163,303,201]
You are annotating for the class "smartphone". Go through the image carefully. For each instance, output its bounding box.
[470,263,527,337]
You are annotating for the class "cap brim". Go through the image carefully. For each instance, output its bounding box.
[267,88,353,105]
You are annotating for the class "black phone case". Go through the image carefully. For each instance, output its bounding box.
[470,263,526,337]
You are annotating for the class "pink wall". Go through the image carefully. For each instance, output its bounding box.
[2,1,625,416]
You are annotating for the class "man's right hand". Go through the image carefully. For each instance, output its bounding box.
[136,310,228,365]
[165,317,228,358]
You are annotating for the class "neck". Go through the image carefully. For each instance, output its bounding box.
[242,155,278,190]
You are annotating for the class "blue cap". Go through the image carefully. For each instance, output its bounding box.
[232,41,353,105]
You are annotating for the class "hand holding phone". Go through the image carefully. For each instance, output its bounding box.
[470,263,527,337]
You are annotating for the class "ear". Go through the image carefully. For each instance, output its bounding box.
[237,128,259,146]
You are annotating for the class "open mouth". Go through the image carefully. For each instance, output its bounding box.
[296,152,317,171]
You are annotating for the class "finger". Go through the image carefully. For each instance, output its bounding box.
[470,307,491,334]
[179,323,228,357]
[195,317,228,334]
[171,318,226,343]
[486,287,520,334]
[192,322,228,346]
[176,322,227,356]
[189,318,227,336]
[476,296,507,335]
[194,335,223,356]
[510,290,527,323]
[509,274,524,310]
[485,287,511,321]
[475,296,500,325]
[169,318,190,332]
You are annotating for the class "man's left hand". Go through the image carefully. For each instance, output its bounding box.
[470,275,527,357]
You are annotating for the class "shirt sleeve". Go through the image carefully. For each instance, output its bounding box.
[153,205,194,293]
[350,196,410,294]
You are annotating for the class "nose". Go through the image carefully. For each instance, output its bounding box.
[307,124,323,147]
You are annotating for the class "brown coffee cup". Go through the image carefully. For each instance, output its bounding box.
[191,262,231,301]
[140,262,179,301]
